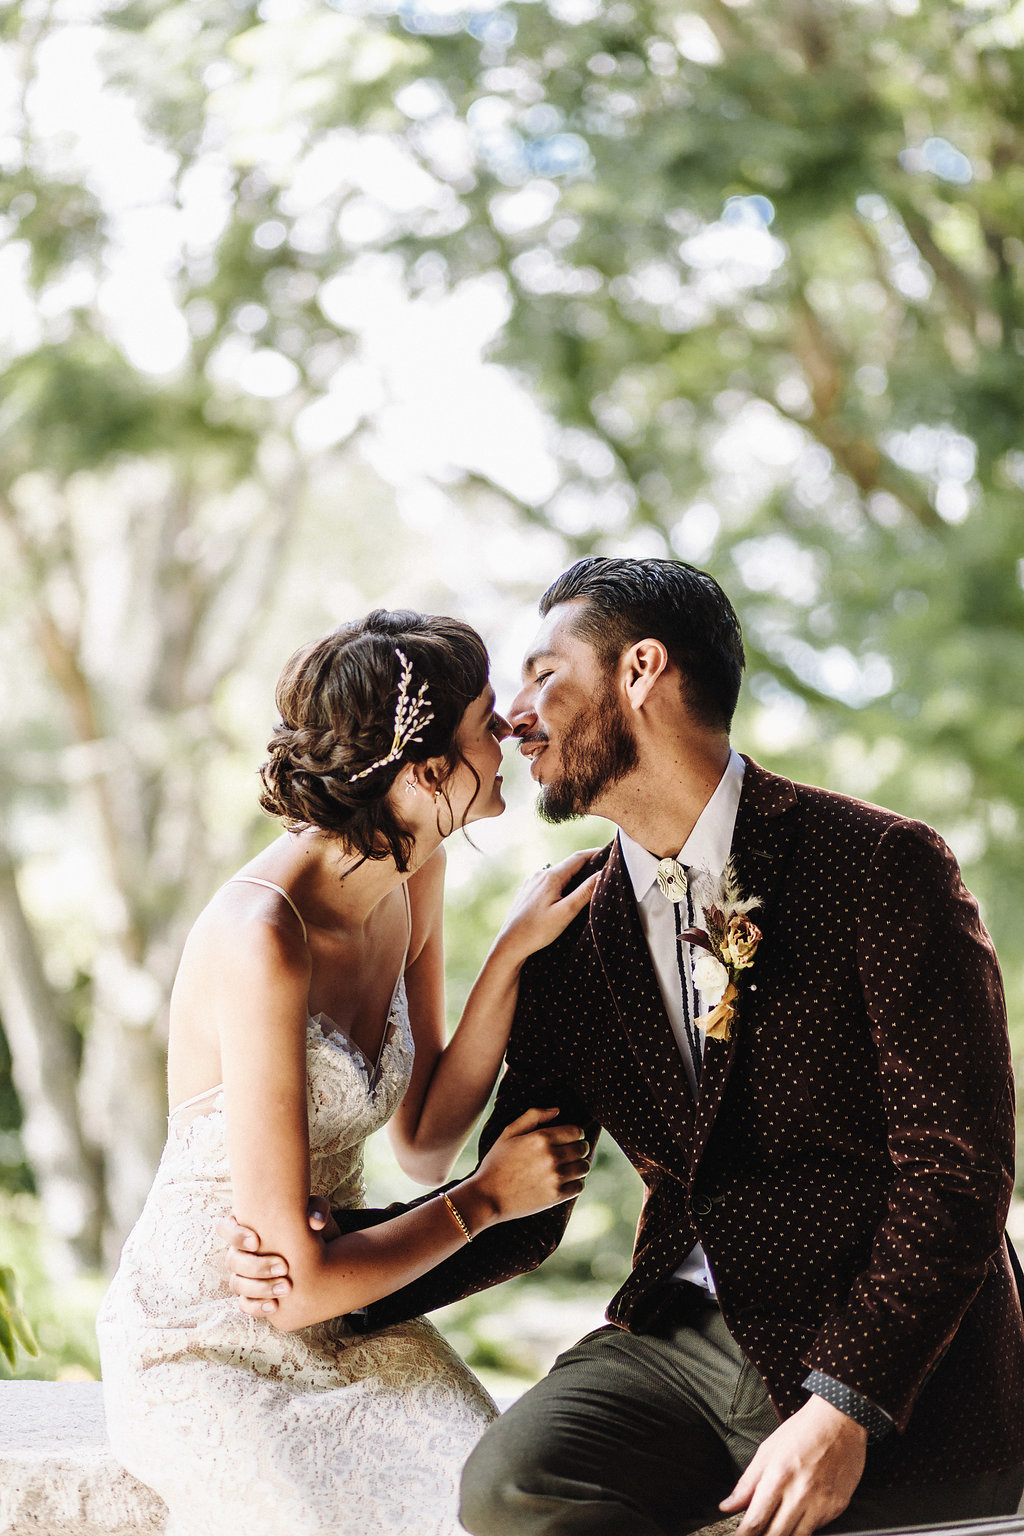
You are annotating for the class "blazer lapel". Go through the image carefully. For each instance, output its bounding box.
[690,756,798,1172]
[728,755,797,940]
[588,837,696,1145]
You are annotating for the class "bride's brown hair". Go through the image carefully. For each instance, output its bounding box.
[259,610,490,872]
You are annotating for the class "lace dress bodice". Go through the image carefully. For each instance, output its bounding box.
[106,987,415,1340]
[165,996,415,1211]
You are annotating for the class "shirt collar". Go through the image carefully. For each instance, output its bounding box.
[618,748,746,904]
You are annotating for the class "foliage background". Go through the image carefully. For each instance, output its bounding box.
[0,0,1022,1392]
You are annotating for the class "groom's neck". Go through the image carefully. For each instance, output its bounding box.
[599,733,732,859]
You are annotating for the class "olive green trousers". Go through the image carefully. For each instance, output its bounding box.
[459,1303,1024,1535]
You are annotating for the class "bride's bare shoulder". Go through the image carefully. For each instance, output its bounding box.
[405,848,445,964]
[177,881,311,998]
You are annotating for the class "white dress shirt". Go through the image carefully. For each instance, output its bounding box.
[617,749,745,1293]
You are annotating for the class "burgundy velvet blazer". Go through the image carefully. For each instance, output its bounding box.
[358,758,1024,1488]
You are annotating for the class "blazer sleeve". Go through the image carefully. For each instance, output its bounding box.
[802,817,1015,1430]
[344,950,596,1332]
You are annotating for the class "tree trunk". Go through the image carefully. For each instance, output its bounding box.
[76,986,169,1270]
[0,843,103,1276]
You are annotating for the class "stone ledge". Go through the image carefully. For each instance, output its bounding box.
[0,1381,167,1535]
[0,1382,740,1536]
[4,1381,1022,1536]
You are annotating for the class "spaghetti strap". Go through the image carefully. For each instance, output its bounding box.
[225,877,309,944]
[366,883,413,1085]
[400,879,413,956]
[167,878,307,1121]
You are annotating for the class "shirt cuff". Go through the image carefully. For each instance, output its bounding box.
[802,1370,894,1442]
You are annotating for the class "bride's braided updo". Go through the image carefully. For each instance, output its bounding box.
[259,610,490,871]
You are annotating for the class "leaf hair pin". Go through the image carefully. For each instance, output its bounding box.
[348,648,435,781]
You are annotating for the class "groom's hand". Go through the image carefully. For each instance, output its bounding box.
[218,1197,336,1316]
[719,1394,867,1536]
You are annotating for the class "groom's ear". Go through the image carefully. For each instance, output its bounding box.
[622,638,670,711]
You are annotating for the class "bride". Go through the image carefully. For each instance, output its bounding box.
[96,608,596,1536]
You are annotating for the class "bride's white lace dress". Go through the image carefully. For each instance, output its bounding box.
[96,973,496,1536]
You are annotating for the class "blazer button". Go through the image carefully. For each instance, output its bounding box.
[692,1195,713,1218]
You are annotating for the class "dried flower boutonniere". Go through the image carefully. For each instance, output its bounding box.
[680,859,762,1042]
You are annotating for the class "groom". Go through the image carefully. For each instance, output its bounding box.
[228,557,1024,1533]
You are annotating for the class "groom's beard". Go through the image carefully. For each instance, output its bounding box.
[537,680,639,824]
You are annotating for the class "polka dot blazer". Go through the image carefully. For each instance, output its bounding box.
[358,758,1024,1489]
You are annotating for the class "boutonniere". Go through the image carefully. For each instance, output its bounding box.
[680,859,762,1043]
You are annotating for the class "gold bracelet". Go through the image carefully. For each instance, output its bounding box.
[440,1191,473,1244]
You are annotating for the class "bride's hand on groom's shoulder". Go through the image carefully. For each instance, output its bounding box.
[463,1106,590,1226]
[495,849,602,965]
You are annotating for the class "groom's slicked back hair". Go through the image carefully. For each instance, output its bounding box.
[540,557,745,731]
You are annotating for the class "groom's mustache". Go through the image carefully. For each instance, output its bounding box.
[514,731,549,752]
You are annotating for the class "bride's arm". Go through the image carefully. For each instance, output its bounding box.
[389,846,598,1185]
[219,917,587,1334]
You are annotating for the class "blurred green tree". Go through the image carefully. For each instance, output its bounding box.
[0,0,350,1268]
[0,1264,39,1370]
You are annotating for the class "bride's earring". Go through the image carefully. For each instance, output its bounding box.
[434,787,454,837]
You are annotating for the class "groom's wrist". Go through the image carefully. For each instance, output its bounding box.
[802,1371,893,1442]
